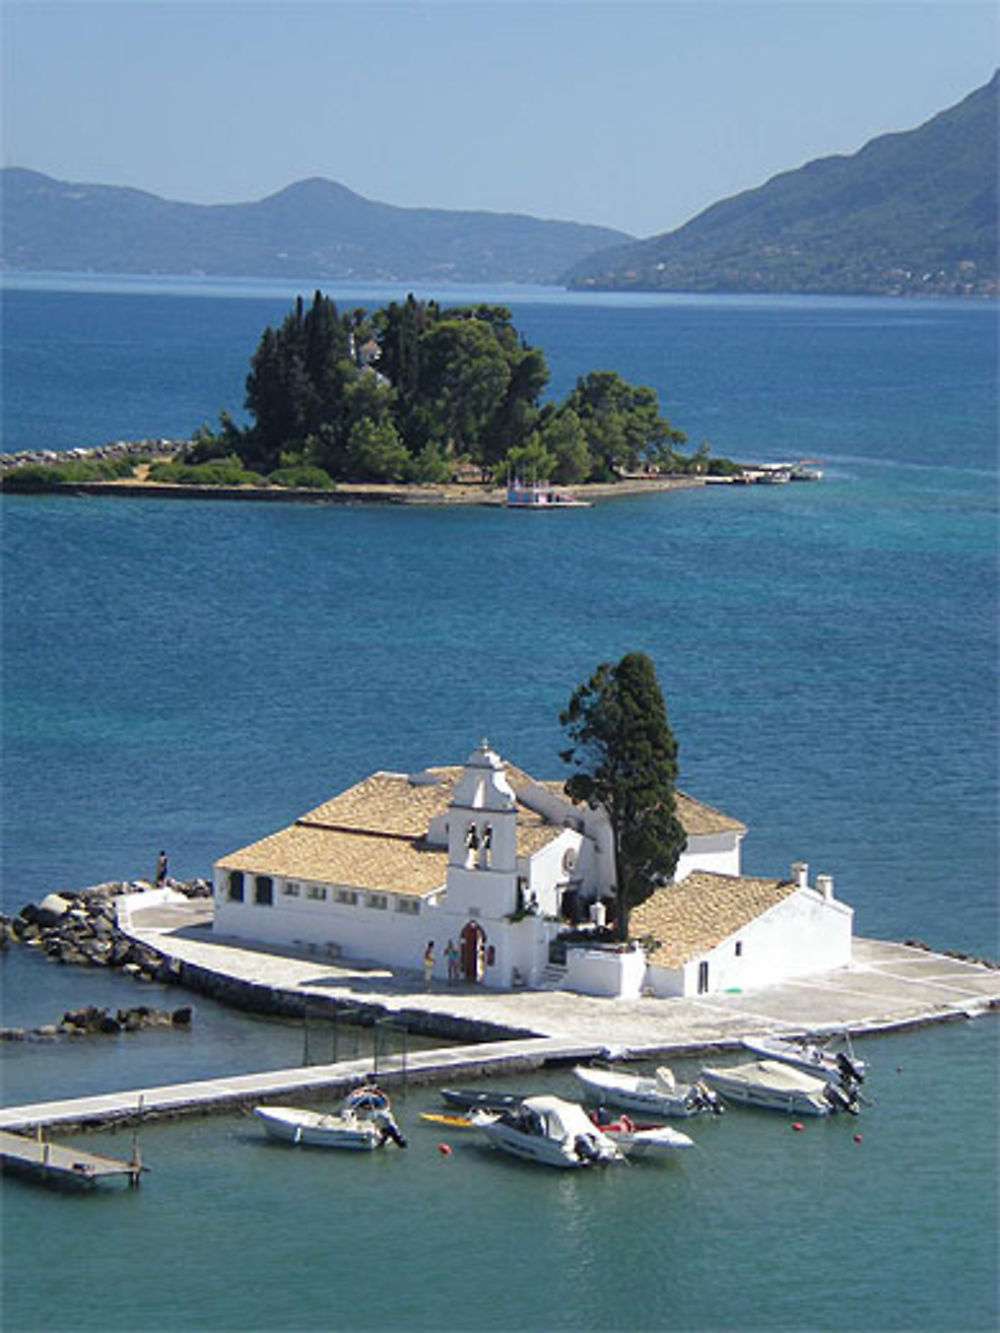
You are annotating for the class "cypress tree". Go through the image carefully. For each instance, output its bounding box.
[560,652,686,941]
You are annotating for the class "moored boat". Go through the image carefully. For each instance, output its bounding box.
[589,1108,695,1158]
[254,1085,407,1150]
[741,1033,866,1085]
[505,479,591,509]
[573,1063,724,1117]
[440,1087,526,1113]
[699,1059,859,1116]
[473,1094,623,1168]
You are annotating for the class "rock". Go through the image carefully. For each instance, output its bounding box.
[171,1006,192,1026]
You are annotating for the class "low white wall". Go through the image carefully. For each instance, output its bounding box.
[565,944,647,998]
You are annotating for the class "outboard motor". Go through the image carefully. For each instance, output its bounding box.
[824,1083,860,1116]
[375,1111,408,1148]
[574,1134,602,1163]
[837,1051,864,1085]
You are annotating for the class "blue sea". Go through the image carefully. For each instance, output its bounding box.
[1,274,997,1331]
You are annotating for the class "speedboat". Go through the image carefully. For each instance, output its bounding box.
[699,1060,859,1116]
[589,1108,695,1159]
[573,1063,724,1117]
[254,1085,407,1150]
[473,1094,623,1169]
[741,1033,866,1085]
[440,1087,526,1114]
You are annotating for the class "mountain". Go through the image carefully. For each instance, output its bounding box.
[0,171,633,285]
[564,73,998,297]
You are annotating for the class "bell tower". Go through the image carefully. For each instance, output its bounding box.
[445,741,519,918]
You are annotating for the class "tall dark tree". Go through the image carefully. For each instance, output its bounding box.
[559,652,686,941]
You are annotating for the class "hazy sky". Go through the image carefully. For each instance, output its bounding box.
[3,1,996,238]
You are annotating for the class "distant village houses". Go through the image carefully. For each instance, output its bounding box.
[213,742,853,999]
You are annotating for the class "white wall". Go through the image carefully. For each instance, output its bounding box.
[646,888,854,998]
[565,945,647,998]
[675,830,743,880]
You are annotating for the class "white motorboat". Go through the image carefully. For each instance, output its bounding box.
[741,1033,866,1086]
[473,1094,623,1169]
[506,479,591,509]
[573,1063,724,1118]
[699,1060,859,1116]
[589,1109,695,1159]
[254,1086,407,1150]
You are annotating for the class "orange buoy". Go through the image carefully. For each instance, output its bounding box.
[853,1133,863,1144]
[791,1122,804,1131]
[438,1142,452,1155]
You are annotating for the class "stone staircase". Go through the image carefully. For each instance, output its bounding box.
[536,963,568,990]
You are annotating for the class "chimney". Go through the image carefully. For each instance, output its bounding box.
[791,861,809,890]
[816,874,834,902]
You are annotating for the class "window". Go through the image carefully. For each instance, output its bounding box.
[228,871,244,902]
[307,886,328,901]
[395,898,420,915]
[282,882,301,897]
[333,888,356,905]
[254,875,274,906]
[698,961,710,994]
[366,893,388,911]
[735,940,743,957]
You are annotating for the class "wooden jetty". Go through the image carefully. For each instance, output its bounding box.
[0,1128,144,1189]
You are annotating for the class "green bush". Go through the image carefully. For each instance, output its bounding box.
[266,465,335,490]
[1,457,138,491]
[147,459,263,486]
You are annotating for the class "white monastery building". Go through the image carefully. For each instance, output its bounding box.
[213,742,853,999]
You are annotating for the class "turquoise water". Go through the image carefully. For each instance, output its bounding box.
[1,281,997,1330]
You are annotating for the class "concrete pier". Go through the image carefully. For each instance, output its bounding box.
[1,896,994,1134]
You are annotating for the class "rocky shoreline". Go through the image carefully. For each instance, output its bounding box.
[2,877,210,974]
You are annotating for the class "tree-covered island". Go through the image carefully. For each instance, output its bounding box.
[178,291,730,488]
[2,291,741,494]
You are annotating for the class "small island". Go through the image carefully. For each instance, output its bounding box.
[2,292,747,499]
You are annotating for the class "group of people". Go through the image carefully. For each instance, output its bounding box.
[423,939,461,986]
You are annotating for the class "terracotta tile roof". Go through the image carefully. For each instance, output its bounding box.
[629,871,796,967]
[217,762,563,894]
[216,824,449,896]
[534,781,745,836]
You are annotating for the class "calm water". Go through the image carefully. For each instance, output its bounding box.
[1,277,997,1331]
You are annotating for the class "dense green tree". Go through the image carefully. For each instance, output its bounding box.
[537,406,592,484]
[560,652,687,941]
[563,370,687,477]
[228,290,709,487]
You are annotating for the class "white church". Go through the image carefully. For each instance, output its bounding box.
[213,741,853,999]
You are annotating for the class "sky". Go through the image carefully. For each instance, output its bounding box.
[2,0,997,239]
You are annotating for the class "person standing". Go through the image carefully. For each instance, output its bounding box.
[422,941,435,988]
[155,850,168,886]
[445,939,459,983]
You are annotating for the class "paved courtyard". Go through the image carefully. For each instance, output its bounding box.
[127,899,998,1054]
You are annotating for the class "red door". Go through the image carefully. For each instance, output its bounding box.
[460,922,485,981]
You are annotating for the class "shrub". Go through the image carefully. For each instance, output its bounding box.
[266,465,335,490]
[147,459,263,486]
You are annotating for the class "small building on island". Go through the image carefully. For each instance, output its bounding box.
[213,741,853,998]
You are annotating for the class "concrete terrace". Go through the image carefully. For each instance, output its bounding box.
[126,899,997,1050]
[1,898,994,1134]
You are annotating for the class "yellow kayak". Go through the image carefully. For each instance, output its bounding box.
[419,1112,477,1129]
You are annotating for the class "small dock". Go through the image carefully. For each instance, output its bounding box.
[0,1128,144,1189]
[0,1036,600,1134]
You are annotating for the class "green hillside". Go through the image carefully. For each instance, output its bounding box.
[0,172,632,286]
[565,73,998,297]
